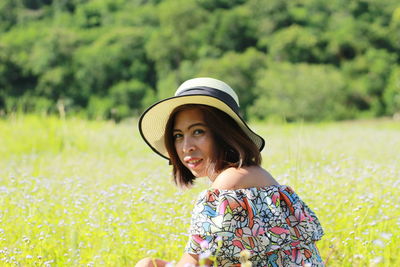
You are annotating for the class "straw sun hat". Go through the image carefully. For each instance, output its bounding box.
[138,77,265,160]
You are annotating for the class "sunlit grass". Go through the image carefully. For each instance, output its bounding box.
[0,115,399,266]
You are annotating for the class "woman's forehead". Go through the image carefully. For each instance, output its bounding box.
[174,108,205,128]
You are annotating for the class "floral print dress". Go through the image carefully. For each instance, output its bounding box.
[185,185,324,266]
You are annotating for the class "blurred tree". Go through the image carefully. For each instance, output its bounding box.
[73,27,152,106]
[29,28,78,101]
[383,66,400,116]
[201,6,258,53]
[0,25,44,110]
[267,25,321,63]
[87,79,156,121]
[109,79,155,120]
[324,12,366,64]
[155,71,181,100]
[250,63,350,121]
[86,95,113,120]
[0,0,20,31]
[155,48,267,118]
[0,0,399,120]
[145,0,207,73]
[195,48,267,118]
[389,6,400,54]
[249,0,293,35]
[113,3,158,28]
[73,0,127,28]
[342,48,397,116]
[51,0,90,13]
[195,0,245,10]
[21,0,52,10]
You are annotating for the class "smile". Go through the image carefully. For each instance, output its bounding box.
[184,158,203,169]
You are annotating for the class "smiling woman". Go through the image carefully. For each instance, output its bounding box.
[137,78,325,267]
[170,107,214,179]
[164,104,261,186]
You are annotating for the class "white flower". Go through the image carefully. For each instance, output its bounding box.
[200,240,209,250]
[372,239,385,248]
[370,256,383,265]
[199,250,211,260]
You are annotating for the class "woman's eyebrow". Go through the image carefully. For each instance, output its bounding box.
[173,122,206,132]
[187,122,206,130]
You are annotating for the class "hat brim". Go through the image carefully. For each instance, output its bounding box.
[138,95,265,160]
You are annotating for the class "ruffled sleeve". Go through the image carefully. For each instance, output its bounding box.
[184,185,324,260]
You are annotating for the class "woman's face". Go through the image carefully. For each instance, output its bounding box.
[173,108,215,178]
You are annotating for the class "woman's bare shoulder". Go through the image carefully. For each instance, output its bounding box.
[211,166,279,190]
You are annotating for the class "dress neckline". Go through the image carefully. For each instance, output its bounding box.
[206,184,287,193]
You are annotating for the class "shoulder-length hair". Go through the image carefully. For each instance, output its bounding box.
[164,104,262,187]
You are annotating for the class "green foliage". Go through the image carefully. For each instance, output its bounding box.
[267,25,321,63]
[324,12,364,62]
[86,95,113,120]
[74,0,126,28]
[342,48,398,116]
[195,48,267,118]
[383,66,400,115]
[86,79,156,121]
[4,95,53,114]
[0,0,399,121]
[196,0,245,10]
[109,79,155,118]
[390,7,400,52]
[250,63,349,122]
[74,27,151,100]
[203,6,258,53]
[0,0,19,31]
[156,71,181,100]
[145,0,207,72]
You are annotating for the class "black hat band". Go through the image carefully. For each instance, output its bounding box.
[177,86,240,114]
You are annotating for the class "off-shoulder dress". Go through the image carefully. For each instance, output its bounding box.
[185,185,324,267]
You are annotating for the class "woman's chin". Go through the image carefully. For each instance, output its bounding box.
[191,171,206,178]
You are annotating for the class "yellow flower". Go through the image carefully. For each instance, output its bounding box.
[239,249,252,267]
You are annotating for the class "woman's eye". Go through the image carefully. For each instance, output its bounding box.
[173,133,183,140]
[193,129,205,135]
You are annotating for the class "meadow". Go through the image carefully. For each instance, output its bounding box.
[0,115,399,266]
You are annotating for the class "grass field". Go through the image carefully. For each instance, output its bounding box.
[0,115,399,266]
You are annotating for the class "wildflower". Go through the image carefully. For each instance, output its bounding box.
[370,256,383,265]
[239,250,252,267]
[380,232,392,240]
[199,250,211,260]
[239,249,251,260]
[215,236,223,249]
[372,239,385,248]
[44,259,54,267]
[200,240,209,250]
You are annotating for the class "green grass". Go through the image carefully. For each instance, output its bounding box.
[0,115,399,266]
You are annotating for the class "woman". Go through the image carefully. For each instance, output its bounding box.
[137,78,324,266]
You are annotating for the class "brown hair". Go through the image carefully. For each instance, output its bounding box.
[164,104,262,187]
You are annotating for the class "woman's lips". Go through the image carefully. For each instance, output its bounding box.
[184,157,203,169]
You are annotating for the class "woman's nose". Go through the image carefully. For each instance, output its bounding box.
[182,137,195,153]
